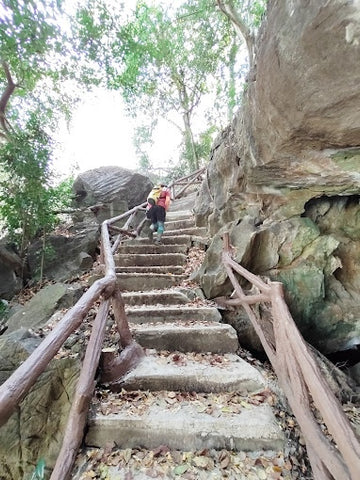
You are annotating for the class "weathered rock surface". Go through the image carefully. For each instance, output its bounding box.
[194,0,360,355]
[5,282,83,334]
[72,166,152,222]
[27,224,100,282]
[0,241,24,300]
[0,329,80,479]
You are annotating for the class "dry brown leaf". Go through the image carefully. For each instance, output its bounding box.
[192,456,210,468]
[220,454,230,469]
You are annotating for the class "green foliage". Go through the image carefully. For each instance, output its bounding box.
[0,0,63,77]
[249,0,268,28]
[75,0,243,171]
[0,115,74,255]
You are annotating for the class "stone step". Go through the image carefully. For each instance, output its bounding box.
[116,265,185,275]
[166,209,193,221]
[126,306,222,323]
[111,352,265,394]
[165,218,195,230]
[122,289,190,306]
[116,244,188,255]
[116,273,187,291]
[163,226,207,237]
[115,253,187,267]
[134,235,191,246]
[131,322,239,353]
[86,401,284,452]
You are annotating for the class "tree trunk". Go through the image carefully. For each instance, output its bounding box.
[0,61,16,135]
[183,110,199,170]
[216,0,255,72]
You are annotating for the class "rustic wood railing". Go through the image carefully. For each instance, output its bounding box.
[168,167,205,200]
[216,232,360,480]
[0,168,204,479]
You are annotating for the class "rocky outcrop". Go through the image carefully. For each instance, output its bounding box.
[0,329,80,479]
[195,0,360,355]
[0,242,24,300]
[72,166,152,223]
[27,224,100,283]
[5,282,83,334]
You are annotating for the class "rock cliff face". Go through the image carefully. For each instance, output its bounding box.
[195,0,360,355]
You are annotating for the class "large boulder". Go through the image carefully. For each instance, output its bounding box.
[0,329,80,479]
[72,166,152,223]
[195,0,360,355]
[27,224,100,283]
[5,282,83,334]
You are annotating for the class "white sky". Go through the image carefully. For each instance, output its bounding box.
[54,89,182,177]
[53,0,184,178]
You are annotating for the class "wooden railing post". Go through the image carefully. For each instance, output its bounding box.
[50,299,111,480]
[217,234,360,480]
[0,168,207,478]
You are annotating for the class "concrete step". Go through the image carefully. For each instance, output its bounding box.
[163,226,207,237]
[86,401,284,452]
[111,352,265,394]
[116,265,185,275]
[131,322,239,353]
[122,289,190,306]
[126,306,222,323]
[134,235,191,246]
[166,209,193,221]
[165,218,195,230]
[116,244,188,255]
[115,253,187,267]
[116,273,187,291]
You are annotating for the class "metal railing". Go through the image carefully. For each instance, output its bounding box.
[216,232,360,480]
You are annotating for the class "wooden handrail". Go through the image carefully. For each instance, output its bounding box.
[50,299,111,479]
[217,232,360,480]
[0,168,205,479]
[0,274,113,427]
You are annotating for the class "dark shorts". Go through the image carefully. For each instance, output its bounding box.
[147,205,166,223]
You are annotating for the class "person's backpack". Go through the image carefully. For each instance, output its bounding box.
[147,186,162,205]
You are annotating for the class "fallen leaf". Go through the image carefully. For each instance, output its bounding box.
[220,454,230,469]
[153,445,170,457]
[192,456,209,468]
[123,448,132,464]
[174,464,189,475]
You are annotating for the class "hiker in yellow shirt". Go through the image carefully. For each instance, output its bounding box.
[146,185,171,244]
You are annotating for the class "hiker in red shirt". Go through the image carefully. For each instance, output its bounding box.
[146,185,171,244]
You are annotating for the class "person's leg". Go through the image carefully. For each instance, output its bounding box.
[148,206,158,242]
[155,206,166,244]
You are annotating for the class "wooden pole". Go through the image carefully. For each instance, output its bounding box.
[50,299,111,480]
[0,276,114,427]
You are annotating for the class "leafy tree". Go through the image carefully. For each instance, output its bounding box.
[216,0,267,71]
[0,0,90,258]
[76,0,242,173]
[0,0,67,135]
[0,115,73,255]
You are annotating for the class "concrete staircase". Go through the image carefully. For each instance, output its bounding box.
[76,193,285,479]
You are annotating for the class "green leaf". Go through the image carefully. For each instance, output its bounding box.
[174,464,189,475]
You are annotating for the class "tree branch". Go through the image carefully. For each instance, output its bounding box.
[0,61,17,135]
[216,0,255,71]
